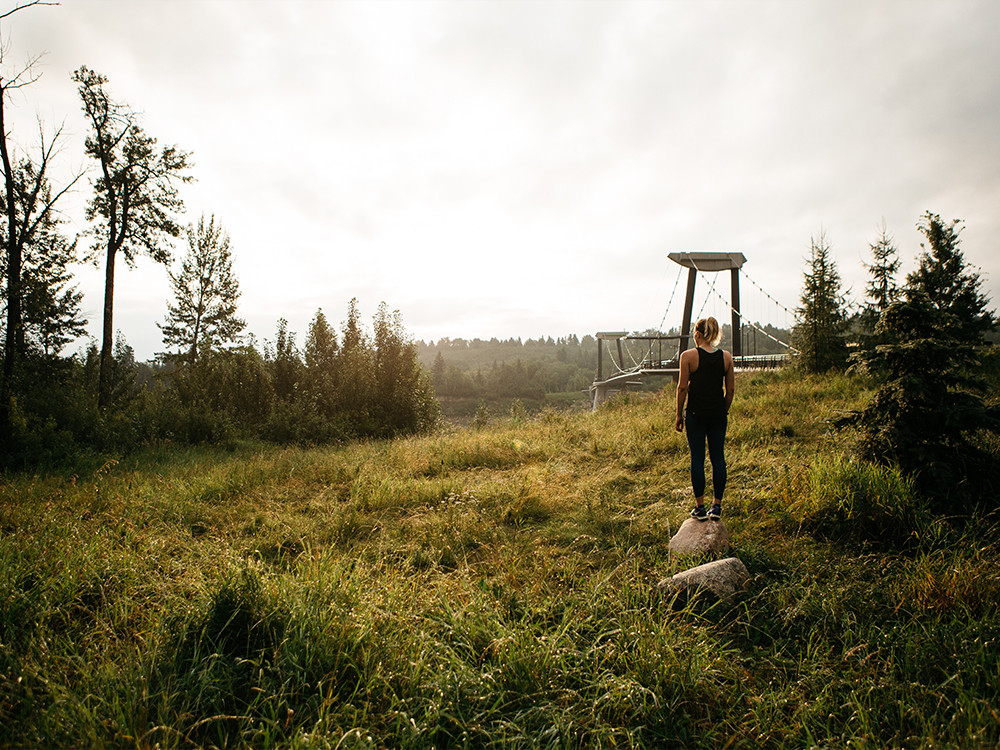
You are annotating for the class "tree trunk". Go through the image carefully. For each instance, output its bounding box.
[0,90,19,444]
[98,246,116,409]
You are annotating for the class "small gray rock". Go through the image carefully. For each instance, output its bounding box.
[658,556,750,603]
[668,517,730,556]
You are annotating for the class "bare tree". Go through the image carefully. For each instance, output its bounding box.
[73,66,192,407]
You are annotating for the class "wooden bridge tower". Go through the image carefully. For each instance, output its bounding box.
[668,252,747,356]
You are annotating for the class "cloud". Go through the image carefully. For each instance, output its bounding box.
[5,0,999,359]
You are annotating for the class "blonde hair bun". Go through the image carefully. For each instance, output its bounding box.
[695,316,722,346]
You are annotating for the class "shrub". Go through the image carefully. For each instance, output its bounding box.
[846,296,1000,511]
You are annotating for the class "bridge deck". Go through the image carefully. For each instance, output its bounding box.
[589,354,788,408]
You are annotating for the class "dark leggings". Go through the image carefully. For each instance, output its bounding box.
[685,411,727,501]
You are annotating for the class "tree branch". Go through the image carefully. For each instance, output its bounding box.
[0,2,59,22]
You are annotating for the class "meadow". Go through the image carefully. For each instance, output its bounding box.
[1,368,998,749]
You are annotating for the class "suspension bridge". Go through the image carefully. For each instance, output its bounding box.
[589,252,798,409]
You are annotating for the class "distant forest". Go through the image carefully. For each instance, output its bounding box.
[416,322,792,418]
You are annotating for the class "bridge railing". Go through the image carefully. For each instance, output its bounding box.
[590,351,790,409]
[732,353,788,370]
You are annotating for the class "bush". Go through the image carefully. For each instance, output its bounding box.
[846,296,1000,511]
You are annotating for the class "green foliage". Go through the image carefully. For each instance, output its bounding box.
[265,317,303,404]
[1,354,97,467]
[164,344,273,442]
[302,308,339,418]
[793,230,849,372]
[3,296,440,462]
[371,302,439,437]
[471,399,491,429]
[158,213,245,364]
[73,65,193,408]
[858,220,900,340]
[0,159,86,357]
[418,335,598,403]
[848,267,999,511]
[907,212,994,344]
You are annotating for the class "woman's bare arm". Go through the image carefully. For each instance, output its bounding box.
[724,350,736,412]
[675,349,693,431]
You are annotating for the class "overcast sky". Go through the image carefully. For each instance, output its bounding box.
[6,0,999,359]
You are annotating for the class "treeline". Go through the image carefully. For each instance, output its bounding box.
[417,336,598,401]
[417,322,792,404]
[0,24,437,466]
[3,300,437,466]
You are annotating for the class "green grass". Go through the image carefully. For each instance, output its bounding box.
[2,369,999,748]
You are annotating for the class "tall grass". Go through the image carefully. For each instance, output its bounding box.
[2,369,999,748]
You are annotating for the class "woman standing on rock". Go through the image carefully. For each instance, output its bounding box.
[674,316,735,521]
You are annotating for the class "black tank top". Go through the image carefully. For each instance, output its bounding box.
[688,348,726,421]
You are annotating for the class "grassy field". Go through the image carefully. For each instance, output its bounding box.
[2,368,999,748]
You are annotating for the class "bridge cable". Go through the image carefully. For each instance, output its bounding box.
[656,264,685,334]
[604,340,628,375]
[698,277,800,354]
[737,269,797,318]
[683,255,801,354]
[686,254,724,321]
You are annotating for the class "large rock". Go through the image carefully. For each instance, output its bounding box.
[658,556,750,603]
[668,517,730,556]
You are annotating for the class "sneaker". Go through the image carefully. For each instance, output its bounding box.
[690,504,708,521]
[709,503,722,520]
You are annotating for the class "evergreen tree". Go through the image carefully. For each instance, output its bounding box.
[847,294,999,509]
[336,298,374,429]
[793,231,849,372]
[1,161,85,357]
[859,220,900,337]
[106,331,139,409]
[265,318,301,402]
[845,213,998,511]
[906,212,993,344]
[372,302,438,435]
[431,351,446,390]
[159,214,245,364]
[303,308,339,417]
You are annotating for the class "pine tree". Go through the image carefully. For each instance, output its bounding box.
[848,295,999,509]
[906,212,993,344]
[266,318,301,403]
[107,331,139,408]
[159,214,245,364]
[845,213,999,511]
[336,298,374,429]
[431,351,446,390]
[793,231,849,372]
[860,220,900,338]
[303,308,339,417]
[372,302,437,435]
